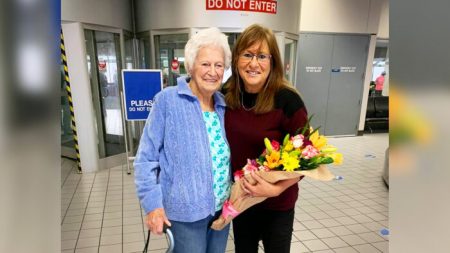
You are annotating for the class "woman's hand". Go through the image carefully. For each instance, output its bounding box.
[146,208,171,235]
[241,172,300,198]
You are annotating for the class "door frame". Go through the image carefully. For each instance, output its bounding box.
[82,24,131,170]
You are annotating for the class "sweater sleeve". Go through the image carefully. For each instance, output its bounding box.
[134,91,166,214]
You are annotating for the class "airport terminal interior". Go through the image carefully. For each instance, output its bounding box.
[61,0,389,252]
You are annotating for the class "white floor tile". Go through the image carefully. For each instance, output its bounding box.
[357,232,385,243]
[328,226,354,236]
[333,246,359,253]
[101,226,122,236]
[302,220,325,229]
[123,232,144,243]
[321,236,349,248]
[353,243,382,252]
[76,237,100,249]
[303,239,330,251]
[346,224,371,234]
[293,230,318,241]
[99,244,122,253]
[79,228,101,239]
[310,228,336,238]
[61,239,77,250]
[290,241,310,252]
[317,218,341,227]
[100,234,122,246]
[340,234,367,246]
[371,241,389,252]
[75,247,98,253]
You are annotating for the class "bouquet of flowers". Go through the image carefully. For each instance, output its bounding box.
[211,119,343,230]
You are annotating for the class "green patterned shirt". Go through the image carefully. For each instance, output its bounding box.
[202,111,231,211]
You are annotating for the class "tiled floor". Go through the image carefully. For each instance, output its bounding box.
[61,133,388,253]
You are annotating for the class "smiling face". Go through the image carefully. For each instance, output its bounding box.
[237,40,272,93]
[189,46,225,97]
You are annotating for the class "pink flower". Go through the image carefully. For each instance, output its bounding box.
[243,160,258,174]
[249,159,259,167]
[302,145,319,159]
[259,165,270,171]
[271,140,280,151]
[233,170,244,181]
[291,134,304,148]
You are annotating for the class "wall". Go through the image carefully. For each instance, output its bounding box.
[135,0,300,33]
[377,0,389,39]
[62,23,100,173]
[62,0,132,31]
[299,0,382,34]
[359,34,378,130]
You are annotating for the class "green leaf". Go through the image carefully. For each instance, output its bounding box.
[319,156,334,164]
[283,134,290,146]
[257,155,265,164]
[289,150,301,156]
[264,138,273,154]
[308,126,321,138]
[300,115,314,135]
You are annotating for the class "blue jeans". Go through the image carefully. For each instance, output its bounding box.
[169,211,230,253]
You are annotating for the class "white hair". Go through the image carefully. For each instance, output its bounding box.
[184,27,231,74]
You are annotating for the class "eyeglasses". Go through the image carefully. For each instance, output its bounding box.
[239,53,272,63]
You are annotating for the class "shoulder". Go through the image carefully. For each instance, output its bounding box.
[275,87,306,116]
[275,88,305,109]
[215,90,225,99]
[152,87,179,107]
[214,91,226,108]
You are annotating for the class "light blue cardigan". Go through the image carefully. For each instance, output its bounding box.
[134,77,229,222]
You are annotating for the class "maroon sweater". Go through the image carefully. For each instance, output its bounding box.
[225,88,308,211]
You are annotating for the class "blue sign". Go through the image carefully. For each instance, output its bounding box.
[122,70,162,121]
[331,68,341,73]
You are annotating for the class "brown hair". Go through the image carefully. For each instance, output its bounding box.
[224,24,297,114]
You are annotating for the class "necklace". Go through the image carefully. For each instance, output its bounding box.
[241,92,256,111]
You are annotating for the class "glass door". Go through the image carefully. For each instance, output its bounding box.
[371,40,389,97]
[284,38,297,84]
[85,29,125,158]
[124,31,136,70]
[123,32,141,155]
[224,33,241,83]
[137,32,151,69]
[154,33,189,87]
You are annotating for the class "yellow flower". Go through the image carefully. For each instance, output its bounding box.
[281,152,300,172]
[264,151,281,169]
[328,153,343,165]
[283,141,294,152]
[309,131,327,150]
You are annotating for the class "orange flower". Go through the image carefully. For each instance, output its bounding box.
[264,151,281,169]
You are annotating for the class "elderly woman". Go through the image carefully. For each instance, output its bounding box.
[223,24,309,253]
[134,28,232,253]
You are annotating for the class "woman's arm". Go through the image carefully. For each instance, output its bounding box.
[134,92,168,232]
[241,172,302,198]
